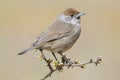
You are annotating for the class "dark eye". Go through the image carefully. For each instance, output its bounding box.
[71,14,74,17]
[77,16,80,19]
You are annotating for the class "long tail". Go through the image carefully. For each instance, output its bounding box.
[18,47,34,55]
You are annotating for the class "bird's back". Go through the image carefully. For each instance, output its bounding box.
[32,19,75,48]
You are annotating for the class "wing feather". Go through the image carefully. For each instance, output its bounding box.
[32,19,74,47]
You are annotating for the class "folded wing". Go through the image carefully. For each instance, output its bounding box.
[32,19,74,47]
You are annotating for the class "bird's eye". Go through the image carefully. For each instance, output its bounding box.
[77,16,80,19]
[71,14,74,17]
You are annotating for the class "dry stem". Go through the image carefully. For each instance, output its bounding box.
[40,56,102,80]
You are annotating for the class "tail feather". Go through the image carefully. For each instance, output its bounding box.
[18,47,34,55]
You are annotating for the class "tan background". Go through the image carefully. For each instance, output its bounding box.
[0,0,120,80]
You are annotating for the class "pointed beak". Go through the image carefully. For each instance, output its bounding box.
[78,13,86,17]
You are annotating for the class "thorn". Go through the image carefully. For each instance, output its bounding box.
[95,62,98,66]
[80,64,85,68]
[90,59,93,63]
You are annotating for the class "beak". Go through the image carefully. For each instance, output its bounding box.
[77,13,86,17]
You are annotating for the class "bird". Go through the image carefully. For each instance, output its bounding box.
[18,8,85,65]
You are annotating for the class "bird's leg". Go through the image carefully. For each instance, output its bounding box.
[51,52,58,61]
[58,52,66,62]
[39,49,54,71]
[58,52,73,67]
[58,52,64,57]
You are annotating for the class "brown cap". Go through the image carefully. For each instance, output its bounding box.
[63,8,79,16]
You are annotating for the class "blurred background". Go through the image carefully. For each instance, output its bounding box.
[0,0,120,80]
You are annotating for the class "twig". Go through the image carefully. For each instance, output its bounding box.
[41,70,56,80]
[40,56,102,80]
[63,56,102,68]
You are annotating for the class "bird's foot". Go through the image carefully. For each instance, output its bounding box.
[61,55,73,68]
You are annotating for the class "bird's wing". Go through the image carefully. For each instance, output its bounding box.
[32,19,74,47]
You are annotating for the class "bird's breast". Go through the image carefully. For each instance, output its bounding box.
[69,25,81,43]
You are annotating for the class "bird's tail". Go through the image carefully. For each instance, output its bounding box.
[18,47,34,55]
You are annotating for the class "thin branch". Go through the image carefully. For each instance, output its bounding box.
[41,70,56,80]
[63,56,102,68]
[40,56,102,80]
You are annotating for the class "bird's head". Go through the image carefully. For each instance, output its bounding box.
[59,8,85,26]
